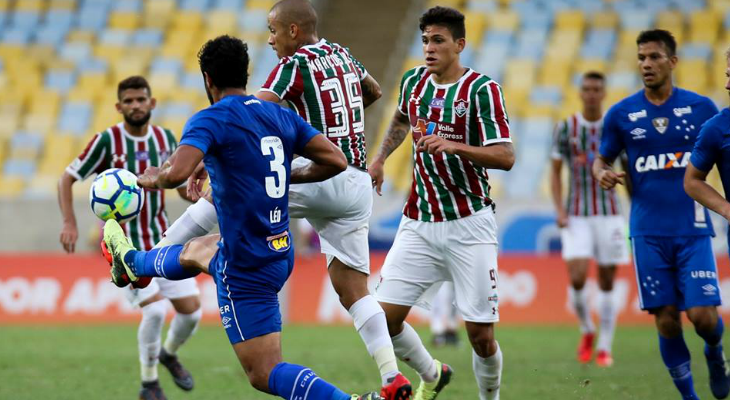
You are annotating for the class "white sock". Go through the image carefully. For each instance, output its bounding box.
[597,289,617,352]
[160,198,217,246]
[349,296,399,385]
[164,308,202,355]
[473,343,502,400]
[139,300,167,382]
[570,287,595,333]
[391,322,438,383]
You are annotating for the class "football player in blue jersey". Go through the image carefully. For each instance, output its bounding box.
[686,46,730,257]
[593,29,729,400]
[101,35,382,400]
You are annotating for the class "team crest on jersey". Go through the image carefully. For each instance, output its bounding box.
[430,97,445,109]
[652,117,669,134]
[454,100,469,117]
[267,231,291,252]
[135,151,149,161]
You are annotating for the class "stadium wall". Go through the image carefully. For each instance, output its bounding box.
[3,252,730,325]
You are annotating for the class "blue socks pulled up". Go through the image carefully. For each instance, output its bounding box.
[268,362,351,400]
[123,245,199,280]
[659,334,699,400]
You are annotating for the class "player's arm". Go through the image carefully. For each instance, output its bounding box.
[292,135,347,183]
[684,162,730,220]
[620,154,633,197]
[360,75,382,109]
[550,158,568,228]
[255,90,282,104]
[369,109,411,195]
[592,155,625,190]
[57,171,79,253]
[593,108,626,190]
[138,145,205,189]
[419,137,515,170]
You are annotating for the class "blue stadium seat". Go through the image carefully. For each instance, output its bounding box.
[180,72,203,90]
[44,10,74,31]
[59,42,92,64]
[45,69,77,94]
[619,8,654,30]
[1,27,32,45]
[680,42,712,60]
[76,4,110,32]
[150,58,183,76]
[530,86,563,105]
[408,34,421,58]
[3,158,36,179]
[9,11,40,30]
[99,29,131,46]
[249,49,279,90]
[180,0,211,12]
[512,29,547,60]
[670,0,705,14]
[58,102,92,135]
[504,117,553,198]
[161,102,194,119]
[77,58,108,74]
[212,0,245,11]
[580,29,616,60]
[520,13,552,32]
[112,0,142,12]
[132,29,163,47]
[238,9,268,33]
[466,0,497,14]
[608,71,639,90]
[10,132,43,155]
[36,26,71,46]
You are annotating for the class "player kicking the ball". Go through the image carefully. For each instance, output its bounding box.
[164,1,410,398]
[549,71,630,367]
[102,34,382,400]
[58,76,201,400]
[370,7,514,400]
[594,30,729,400]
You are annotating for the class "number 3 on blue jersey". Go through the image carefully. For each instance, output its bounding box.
[261,136,286,198]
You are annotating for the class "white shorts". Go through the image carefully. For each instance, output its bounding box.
[375,208,500,323]
[289,157,372,274]
[560,215,629,266]
[124,277,200,308]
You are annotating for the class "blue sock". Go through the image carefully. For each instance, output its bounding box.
[698,316,725,358]
[268,362,351,400]
[659,334,699,400]
[123,245,198,280]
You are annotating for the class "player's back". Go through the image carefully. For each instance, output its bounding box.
[180,95,318,268]
[602,87,718,237]
[262,39,368,169]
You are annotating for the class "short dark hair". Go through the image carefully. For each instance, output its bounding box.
[117,76,151,100]
[582,71,605,82]
[198,35,250,90]
[636,29,677,57]
[419,6,465,40]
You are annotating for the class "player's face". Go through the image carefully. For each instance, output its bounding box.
[116,88,155,127]
[267,11,297,58]
[579,78,605,109]
[725,57,730,99]
[637,41,677,89]
[421,25,465,76]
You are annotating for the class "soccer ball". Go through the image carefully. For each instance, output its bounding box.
[89,168,144,224]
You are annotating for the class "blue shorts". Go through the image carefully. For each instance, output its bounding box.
[209,248,294,344]
[631,235,721,311]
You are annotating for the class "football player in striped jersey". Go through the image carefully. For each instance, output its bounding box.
[550,71,629,367]
[58,76,202,400]
[370,6,514,400]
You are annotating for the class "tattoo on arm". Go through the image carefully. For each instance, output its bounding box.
[360,76,382,109]
[377,112,410,160]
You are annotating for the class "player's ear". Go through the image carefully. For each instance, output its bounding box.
[456,37,466,53]
[149,97,157,110]
[203,72,212,90]
[115,102,122,114]
[289,23,298,39]
[669,54,678,70]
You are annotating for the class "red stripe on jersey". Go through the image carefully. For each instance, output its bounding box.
[455,72,479,144]
[488,82,509,138]
[111,126,124,169]
[78,134,100,161]
[263,57,290,89]
[462,158,485,198]
[434,152,470,217]
[152,126,170,233]
[415,152,444,221]
[407,72,431,121]
[570,115,580,216]
[405,172,420,219]
[590,125,598,215]
[136,140,153,250]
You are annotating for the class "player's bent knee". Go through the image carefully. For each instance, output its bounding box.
[171,295,201,314]
[466,322,496,357]
[245,368,273,393]
[687,307,718,332]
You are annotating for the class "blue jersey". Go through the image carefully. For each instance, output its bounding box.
[691,108,730,198]
[180,95,320,268]
[600,87,718,237]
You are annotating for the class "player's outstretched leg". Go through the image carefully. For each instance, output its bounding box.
[329,259,411,399]
[268,362,384,400]
[656,307,700,400]
[688,307,730,399]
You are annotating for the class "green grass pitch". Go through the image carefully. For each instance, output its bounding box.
[0,324,717,399]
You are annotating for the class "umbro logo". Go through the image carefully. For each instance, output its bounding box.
[702,284,717,295]
[630,128,646,140]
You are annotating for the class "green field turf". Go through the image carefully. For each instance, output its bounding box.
[0,324,718,399]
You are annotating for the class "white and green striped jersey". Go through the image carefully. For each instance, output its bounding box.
[551,113,619,216]
[261,38,369,169]
[397,66,512,222]
[66,123,178,250]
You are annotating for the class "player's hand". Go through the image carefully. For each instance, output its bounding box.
[137,166,161,189]
[597,169,625,190]
[369,158,385,196]
[556,209,569,228]
[417,134,459,155]
[60,221,78,254]
[187,161,208,201]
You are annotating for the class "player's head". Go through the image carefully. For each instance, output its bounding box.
[636,29,677,90]
[198,35,250,105]
[579,71,606,110]
[116,76,155,128]
[419,6,466,76]
[268,0,318,58]
[724,46,730,97]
